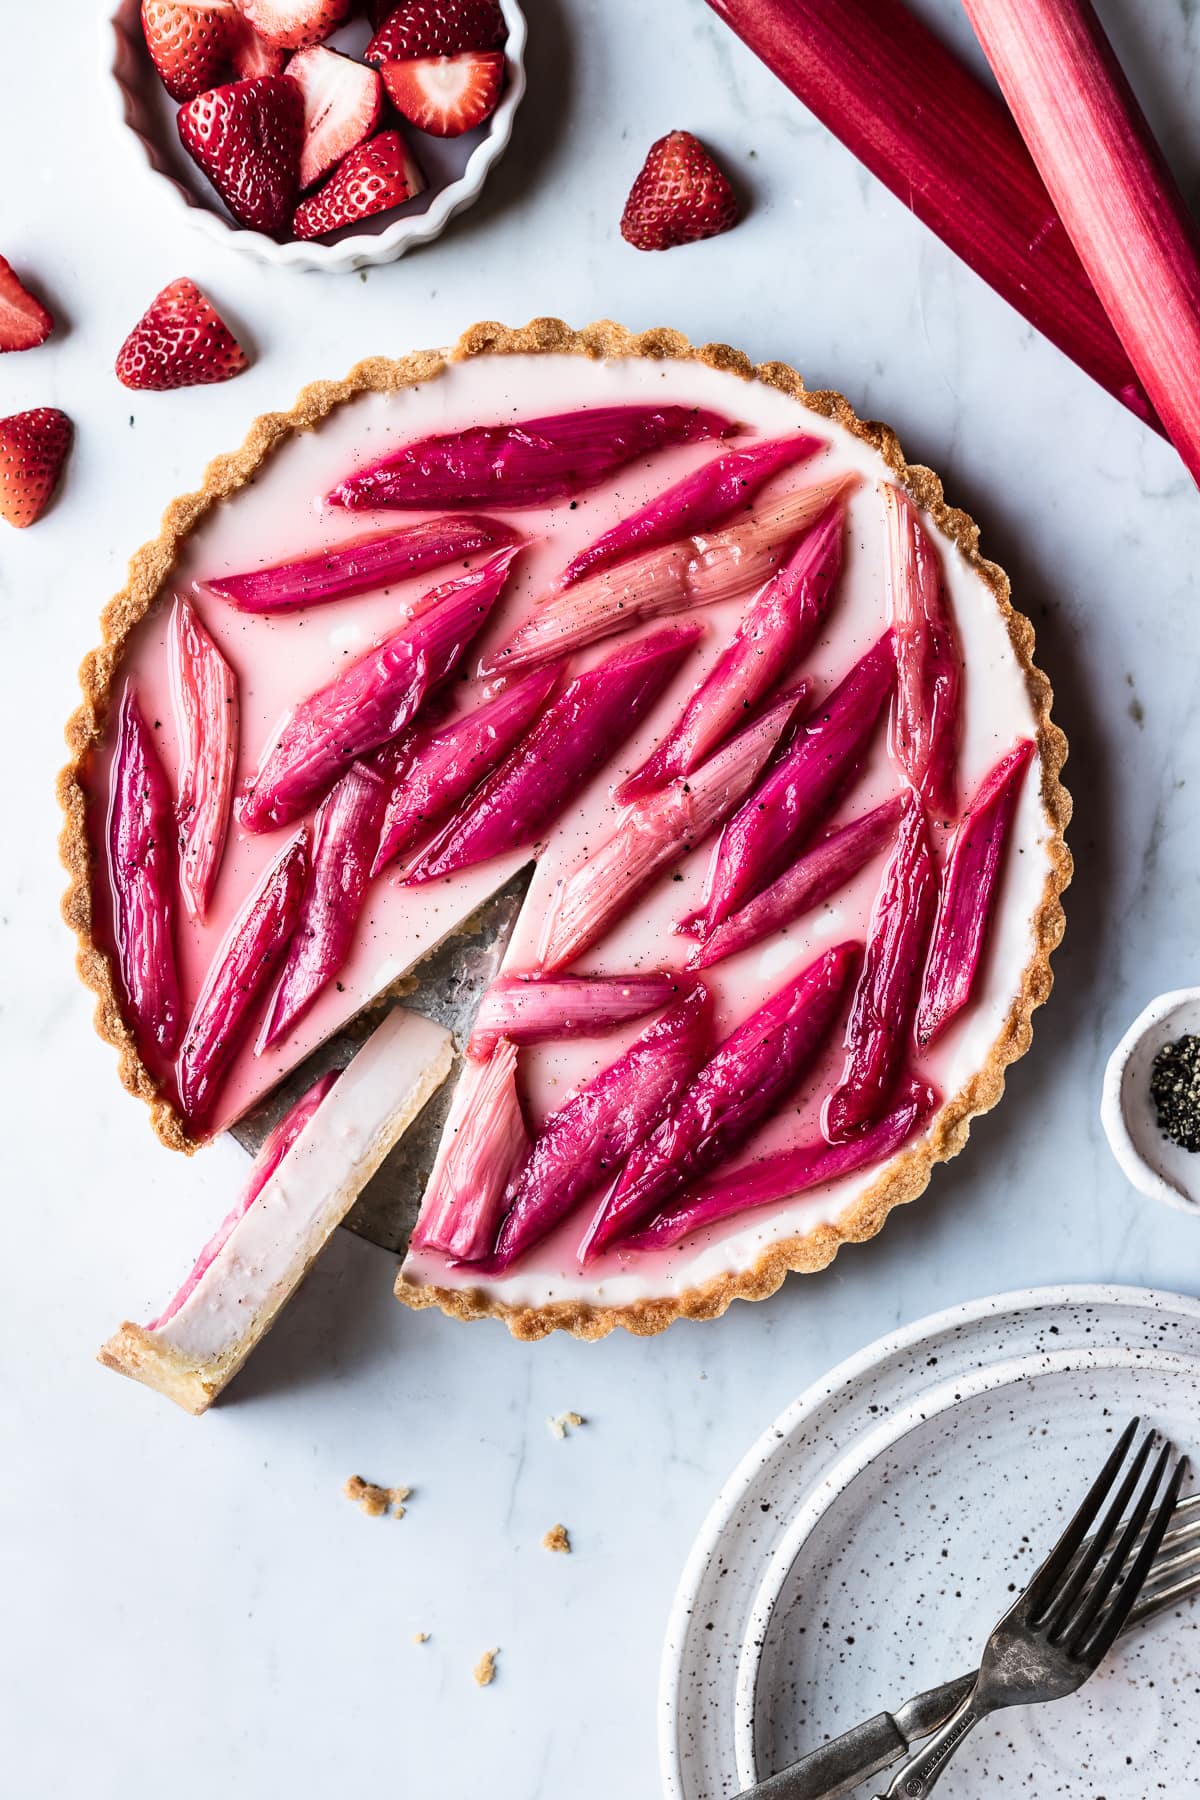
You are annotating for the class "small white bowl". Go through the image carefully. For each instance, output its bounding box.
[1100,986,1200,1215]
[107,0,527,273]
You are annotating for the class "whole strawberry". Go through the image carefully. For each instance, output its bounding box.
[116,278,248,391]
[621,130,739,252]
[141,0,238,102]
[366,0,505,61]
[0,408,72,529]
[178,75,304,233]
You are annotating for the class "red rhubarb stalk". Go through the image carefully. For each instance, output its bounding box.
[176,829,310,1131]
[559,432,824,587]
[239,547,517,832]
[619,502,845,801]
[581,942,859,1259]
[881,484,962,820]
[702,0,1159,430]
[107,684,184,1057]
[467,972,681,1060]
[701,632,896,933]
[962,0,1200,484]
[916,738,1035,1048]
[168,597,239,922]
[405,625,701,883]
[621,1075,938,1254]
[328,405,736,510]
[692,795,904,969]
[411,1040,531,1262]
[198,516,518,613]
[823,792,935,1141]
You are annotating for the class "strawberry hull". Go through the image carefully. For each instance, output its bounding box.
[169,598,239,922]
[883,483,962,819]
[107,685,184,1059]
[466,972,682,1059]
[411,1040,530,1261]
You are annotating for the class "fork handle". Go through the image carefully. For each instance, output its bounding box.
[876,1694,981,1799]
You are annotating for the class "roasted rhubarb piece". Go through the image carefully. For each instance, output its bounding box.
[882,484,962,819]
[558,432,824,587]
[257,760,389,1051]
[405,625,700,883]
[622,1075,938,1253]
[487,984,712,1270]
[239,547,517,831]
[700,632,896,932]
[467,972,681,1058]
[176,829,310,1130]
[581,942,859,1258]
[327,404,736,510]
[916,738,1034,1047]
[100,1009,452,1414]
[107,684,183,1057]
[824,792,935,1141]
[618,502,844,800]
[537,687,806,972]
[411,1040,531,1261]
[482,477,855,673]
[692,796,904,969]
[199,515,517,613]
[372,666,562,875]
[168,597,239,921]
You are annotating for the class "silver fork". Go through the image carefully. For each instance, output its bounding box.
[875,1417,1189,1799]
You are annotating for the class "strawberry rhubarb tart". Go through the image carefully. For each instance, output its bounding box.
[61,319,1069,1376]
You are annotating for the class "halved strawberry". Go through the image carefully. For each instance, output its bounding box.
[0,409,72,529]
[366,0,505,61]
[0,257,53,353]
[620,130,740,252]
[381,50,502,137]
[288,44,383,190]
[293,129,425,237]
[236,0,351,49]
[178,75,304,232]
[230,18,287,76]
[116,278,248,391]
[141,0,238,101]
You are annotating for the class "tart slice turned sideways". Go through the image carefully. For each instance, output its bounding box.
[60,320,1070,1341]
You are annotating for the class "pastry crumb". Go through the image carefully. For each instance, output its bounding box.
[344,1475,411,1519]
[474,1647,498,1687]
[547,1410,585,1439]
[543,1523,571,1554]
[413,1631,429,1645]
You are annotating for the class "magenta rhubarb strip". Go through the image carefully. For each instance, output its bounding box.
[198,516,519,614]
[411,1040,531,1262]
[168,597,239,922]
[467,972,681,1060]
[621,1075,939,1254]
[823,791,936,1141]
[882,483,962,819]
[581,942,860,1259]
[107,684,184,1059]
[916,737,1035,1048]
[238,547,518,832]
[404,624,701,883]
[327,404,736,510]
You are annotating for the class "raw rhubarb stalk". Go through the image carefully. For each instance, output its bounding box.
[961,0,1200,483]
[622,1076,938,1254]
[239,547,517,832]
[371,665,562,875]
[916,738,1034,1047]
[176,829,310,1131]
[168,597,239,921]
[692,795,904,969]
[618,502,844,801]
[486,985,712,1270]
[701,632,896,932]
[107,684,183,1057]
[411,1040,531,1262]
[467,972,681,1059]
[405,625,701,883]
[256,762,389,1052]
[328,405,737,510]
[536,687,806,972]
[198,516,518,613]
[482,477,855,674]
[559,432,824,587]
[823,792,935,1141]
[703,0,1160,429]
[882,484,962,819]
[581,942,859,1259]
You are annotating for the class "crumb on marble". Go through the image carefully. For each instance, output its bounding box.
[413,1631,429,1645]
[543,1523,571,1554]
[547,1410,585,1439]
[344,1475,411,1519]
[474,1648,498,1687]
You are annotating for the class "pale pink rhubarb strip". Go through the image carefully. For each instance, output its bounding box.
[823,791,936,1141]
[198,516,518,613]
[466,972,681,1060]
[558,432,824,587]
[410,1039,531,1262]
[328,405,737,510]
[882,483,962,820]
[107,684,183,1058]
[915,737,1035,1048]
[618,501,845,802]
[168,597,239,922]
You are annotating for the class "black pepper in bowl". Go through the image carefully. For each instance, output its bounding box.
[1149,1034,1200,1153]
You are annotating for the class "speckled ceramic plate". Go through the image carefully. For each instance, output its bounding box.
[659,1286,1200,1799]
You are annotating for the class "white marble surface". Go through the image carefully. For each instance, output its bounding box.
[4,1,1200,1795]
